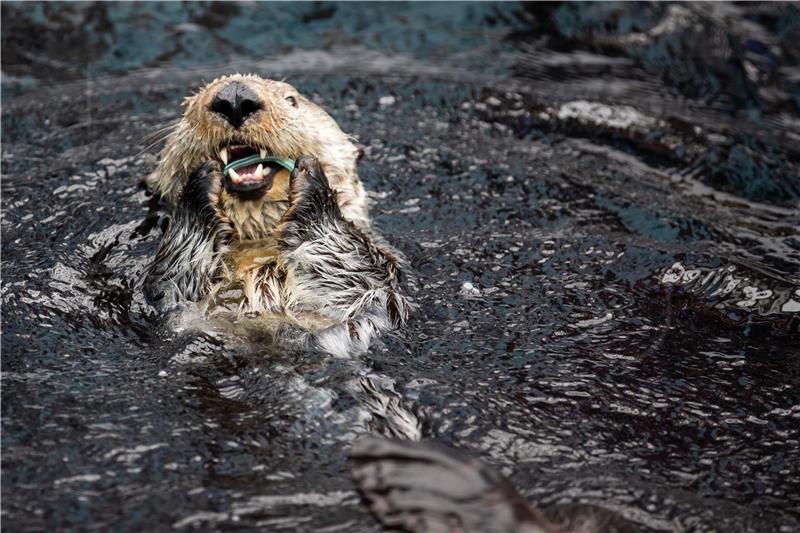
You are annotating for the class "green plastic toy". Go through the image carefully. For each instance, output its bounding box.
[224,154,295,176]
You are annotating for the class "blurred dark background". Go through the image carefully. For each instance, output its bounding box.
[3,2,799,116]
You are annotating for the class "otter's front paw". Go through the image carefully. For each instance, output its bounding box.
[182,160,223,215]
[289,155,333,203]
[282,155,339,225]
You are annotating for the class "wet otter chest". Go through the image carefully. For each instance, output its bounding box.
[207,238,338,331]
[221,238,283,306]
[230,239,280,273]
[222,198,289,242]
[214,203,289,307]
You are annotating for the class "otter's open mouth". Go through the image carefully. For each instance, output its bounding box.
[217,145,294,198]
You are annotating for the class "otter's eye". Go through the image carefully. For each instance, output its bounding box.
[286,95,298,108]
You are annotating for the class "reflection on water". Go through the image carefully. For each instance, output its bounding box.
[2,2,799,532]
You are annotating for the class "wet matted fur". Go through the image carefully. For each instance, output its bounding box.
[145,75,409,356]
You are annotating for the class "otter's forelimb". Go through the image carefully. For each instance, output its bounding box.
[277,156,410,355]
[145,161,230,309]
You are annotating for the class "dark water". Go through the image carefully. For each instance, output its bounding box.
[2,2,800,531]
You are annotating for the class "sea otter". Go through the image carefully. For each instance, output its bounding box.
[144,74,409,355]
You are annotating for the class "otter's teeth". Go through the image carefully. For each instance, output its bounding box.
[260,148,267,160]
[219,148,228,165]
[256,163,264,178]
[228,168,241,181]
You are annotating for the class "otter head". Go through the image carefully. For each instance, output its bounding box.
[148,74,364,240]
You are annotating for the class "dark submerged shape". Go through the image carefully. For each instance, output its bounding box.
[350,437,638,533]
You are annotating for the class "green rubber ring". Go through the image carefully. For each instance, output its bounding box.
[223,154,295,176]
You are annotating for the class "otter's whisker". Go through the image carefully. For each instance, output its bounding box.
[137,122,181,156]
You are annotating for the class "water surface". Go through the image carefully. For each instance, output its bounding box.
[2,3,799,532]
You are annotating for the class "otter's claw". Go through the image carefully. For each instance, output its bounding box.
[182,159,223,215]
[288,155,332,207]
[278,155,341,242]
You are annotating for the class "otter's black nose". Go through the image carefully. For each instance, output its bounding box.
[209,81,262,129]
